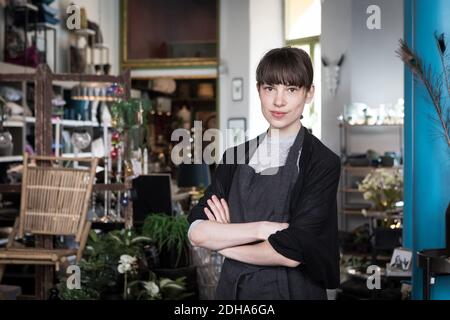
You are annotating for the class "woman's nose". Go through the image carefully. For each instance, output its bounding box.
[274,90,287,107]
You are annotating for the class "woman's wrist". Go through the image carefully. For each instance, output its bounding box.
[256,221,269,240]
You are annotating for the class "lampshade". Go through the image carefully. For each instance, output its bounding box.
[177,163,211,188]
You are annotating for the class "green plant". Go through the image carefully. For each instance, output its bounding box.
[142,213,190,268]
[110,98,153,161]
[128,271,193,300]
[58,229,151,300]
[111,98,152,131]
[358,168,403,211]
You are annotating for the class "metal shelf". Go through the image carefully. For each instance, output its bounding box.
[340,123,403,128]
[343,165,403,171]
[4,117,100,128]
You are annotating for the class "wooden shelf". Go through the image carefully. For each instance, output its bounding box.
[0,62,35,75]
[0,156,24,163]
[61,152,93,158]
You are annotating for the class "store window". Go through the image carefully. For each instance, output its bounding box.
[285,0,321,138]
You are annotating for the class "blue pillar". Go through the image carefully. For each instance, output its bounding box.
[404,0,450,300]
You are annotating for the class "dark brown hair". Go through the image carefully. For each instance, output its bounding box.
[256,47,314,90]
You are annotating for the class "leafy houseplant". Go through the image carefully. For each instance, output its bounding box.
[358,168,403,212]
[358,168,403,229]
[142,213,190,269]
[110,98,152,159]
[58,229,151,300]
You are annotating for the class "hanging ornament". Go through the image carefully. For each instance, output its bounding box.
[120,194,129,207]
[115,86,124,96]
[107,83,118,94]
[110,148,118,159]
[112,131,121,142]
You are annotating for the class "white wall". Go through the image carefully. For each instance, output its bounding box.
[321,0,404,155]
[248,0,284,139]
[219,0,250,146]
[321,0,353,155]
[351,0,404,107]
[218,0,283,155]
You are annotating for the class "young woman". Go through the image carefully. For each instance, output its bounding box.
[187,47,341,300]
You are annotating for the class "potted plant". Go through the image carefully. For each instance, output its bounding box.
[57,229,152,300]
[358,169,403,254]
[358,168,403,226]
[142,213,198,299]
[142,213,190,269]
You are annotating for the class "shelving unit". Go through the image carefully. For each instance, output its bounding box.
[0,64,132,299]
[131,77,217,173]
[338,121,405,289]
[339,122,404,231]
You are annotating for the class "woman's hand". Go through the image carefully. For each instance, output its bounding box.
[204,195,230,223]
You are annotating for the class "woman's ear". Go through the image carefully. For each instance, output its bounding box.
[305,85,315,104]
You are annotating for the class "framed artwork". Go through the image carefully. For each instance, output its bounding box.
[227,117,246,146]
[231,78,243,101]
[121,0,218,69]
[389,247,412,271]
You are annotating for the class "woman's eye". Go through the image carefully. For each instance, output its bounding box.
[288,87,298,93]
[265,87,273,92]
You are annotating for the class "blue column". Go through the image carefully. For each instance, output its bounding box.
[404,0,450,300]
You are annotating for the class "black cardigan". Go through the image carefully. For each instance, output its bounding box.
[187,128,341,289]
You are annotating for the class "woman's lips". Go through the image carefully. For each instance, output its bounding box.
[271,111,287,119]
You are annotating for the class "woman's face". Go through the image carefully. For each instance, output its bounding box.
[258,83,314,135]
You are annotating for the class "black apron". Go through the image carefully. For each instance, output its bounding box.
[215,126,327,300]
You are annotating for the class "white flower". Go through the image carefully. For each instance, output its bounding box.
[119,254,136,265]
[144,281,160,297]
[117,254,137,274]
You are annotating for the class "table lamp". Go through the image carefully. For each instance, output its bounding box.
[177,163,211,196]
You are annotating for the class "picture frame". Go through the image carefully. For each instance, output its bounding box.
[231,78,244,101]
[121,0,219,69]
[227,117,246,146]
[389,247,412,271]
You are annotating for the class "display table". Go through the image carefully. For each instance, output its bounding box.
[417,248,450,300]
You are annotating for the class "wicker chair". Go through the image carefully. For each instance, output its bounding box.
[0,154,98,283]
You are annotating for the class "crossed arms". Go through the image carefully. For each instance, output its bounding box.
[188,195,301,268]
